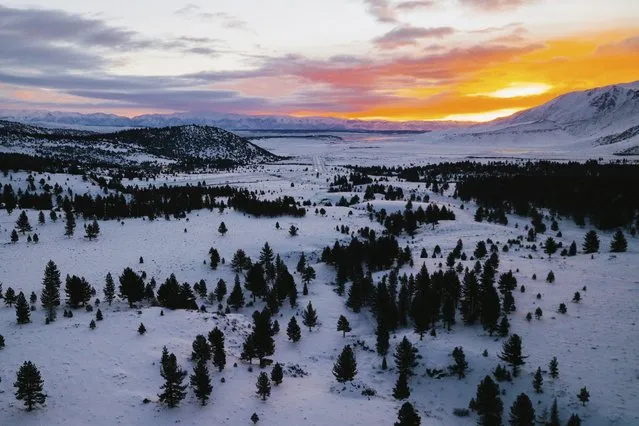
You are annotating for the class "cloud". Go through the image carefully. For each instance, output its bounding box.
[0,5,148,50]
[363,0,438,24]
[363,0,398,23]
[0,4,228,72]
[175,4,249,30]
[374,26,455,49]
[597,35,639,53]
[459,0,537,11]
[395,1,436,10]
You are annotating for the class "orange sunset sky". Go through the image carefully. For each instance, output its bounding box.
[1,1,638,122]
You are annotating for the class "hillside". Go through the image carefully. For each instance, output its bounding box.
[0,121,280,167]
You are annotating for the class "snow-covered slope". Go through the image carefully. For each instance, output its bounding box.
[496,81,639,137]
[0,120,280,166]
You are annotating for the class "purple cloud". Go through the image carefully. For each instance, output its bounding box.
[374,26,455,49]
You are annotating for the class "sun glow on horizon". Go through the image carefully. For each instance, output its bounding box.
[482,83,552,99]
[437,108,525,122]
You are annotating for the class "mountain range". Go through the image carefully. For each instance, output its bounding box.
[1,80,638,159]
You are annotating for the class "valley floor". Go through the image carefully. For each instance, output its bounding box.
[0,146,638,426]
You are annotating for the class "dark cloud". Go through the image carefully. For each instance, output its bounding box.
[0,5,149,50]
[374,26,455,49]
[0,4,227,71]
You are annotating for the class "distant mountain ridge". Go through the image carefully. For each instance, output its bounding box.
[0,120,279,166]
[0,110,467,132]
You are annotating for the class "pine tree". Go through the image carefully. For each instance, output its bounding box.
[89,319,96,329]
[208,247,221,270]
[302,301,318,332]
[208,327,226,372]
[296,252,307,273]
[227,279,245,311]
[0,334,4,349]
[65,275,92,308]
[582,230,599,254]
[138,323,146,335]
[218,221,227,235]
[395,402,421,426]
[346,279,363,313]
[481,284,501,336]
[15,292,31,324]
[270,363,283,385]
[302,266,316,287]
[376,318,390,368]
[568,241,577,256]
[158,352,187,408]
[16,211,32,234]
[549,357,558,379]
[610,229,627,253]
[4,287,17,306]
[118,267,144,308]
[509,393,535,426]
[246,263,268,301]
[251,413,260,424]
[64,210,76,237]
[577,386,589,406]
[214,279,227,302]
[566,414,581,426]
[498,315,510,337]
[394,337,418,376]
[393,371,410,400]
[41,260,61,322]
[333,345,357,382]
[287,316,301,342]
[14,361,46,411]
[533,367,543,393]
[96,309,104,321]
[251,309,275,363]
[190,360,212,406]
[256,372,271,400]
[449,346,468,379]
[475,375,503,426]
[84,219,100,240]
[103,272,116,305]
[498,334,527,377]
[544,237,558,259]
[11,229,19,243]
[191,334,211,362]
[548,398,560,426]
[337,315,351,337]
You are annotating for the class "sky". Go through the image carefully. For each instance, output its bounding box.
[0,0,638,122]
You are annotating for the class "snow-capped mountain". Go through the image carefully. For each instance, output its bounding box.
[0,110,465,132]
[0,120,279,166]
[423,80,639,155]
[495,81,639,137]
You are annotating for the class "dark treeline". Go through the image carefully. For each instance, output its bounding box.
[368,202,455,236]
[1,181,306,220]
[354,160,639,229]
[0,152,240,177]
[328,172,373,192]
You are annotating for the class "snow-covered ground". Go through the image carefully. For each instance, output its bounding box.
[0,142,638,426]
